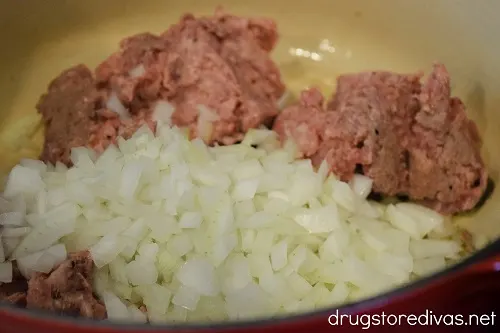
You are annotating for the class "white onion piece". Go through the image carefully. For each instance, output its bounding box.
[0,262,13,283]
[128,305,148,323]
[119,159,147,200]
[223,254,252,292]
[129,64,146,78]
[241,129,278,148]
[225,282,272,319]
[152,100,175,125]
[270,240,288,271]
[329,282,350,304]
[167,234,193,257]
[106,92,130,120]
[413,257,446,276]
[2,227,31,238]
[197,105,219,122]
[2,237,20,258]
[177,258,220,296]
[349,174,373,199]
[331,180,357,212]
[240,211,275,228]
[90,234,126,268]
[4,165,45,198]
[292,205,340,233]
[70,147,96,172]
[0,122,466,323]
[211,233,238,267]
[120,218,148,260]
[20,159,48,173]
[231,178,259,202]
[0,212,25,227]
[137,242,159,263]
[289,245,307,271]
[93,268,110,297]
[16,244,67,278]
[16,251,43,278]
[179,212,202,229]
[35,243,67,273]
[197,105,219,143]
[386,204,420,239]
[396,203,443,237]
[102,291,130,321]
[0,197,10,213]
[410,239,460,259]
[231,160,264,182]
[136,284,172,316]
[108,257,128,285]
[284,274,309,300]
[13,209,76,258]
[251,231,275,254]
[126,259,158,286]
[287,172,322,207]
[172,285,200,310]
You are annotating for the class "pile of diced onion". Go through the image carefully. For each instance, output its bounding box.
[0,122,466,323]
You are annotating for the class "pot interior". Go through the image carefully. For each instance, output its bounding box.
[0,0,499,317]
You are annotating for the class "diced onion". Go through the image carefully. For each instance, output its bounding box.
[17,244,67,278]
[128,305,148,323]
[413,257,446,276]
[177,258,220,296]
[270,240,288,271]
[0,123,468,323]
[0,212,25,227]
[172,285,200,310]
[34,243,67,272]
[90,235,126,268]
[3,165,45,198]
[2,227,32,238]
[102,291,130,321]
[349,174,373,199]
[129,64,146,78]
[197,105,219,143]
[106,92,130,120]
[410,239,460,259]
[152,100,175,125]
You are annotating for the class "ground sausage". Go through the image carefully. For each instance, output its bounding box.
[26,251,106,319]
[38,10,284,165]
[408,64,487,214]
[0,264,28,307]
[273,64,488,215]
[272,88,325,158]
[94,10,283,146]
[36,65,104,166]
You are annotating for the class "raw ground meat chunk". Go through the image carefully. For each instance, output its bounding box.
[272,88,325,158]
[321,70,422,196]
[26,251,106,320]
[38,10,285,165]
[409,65,487,214]
[273,64,488,215]
[0,264,28,307]
[35,64,147,165]
[36,65,104,166]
